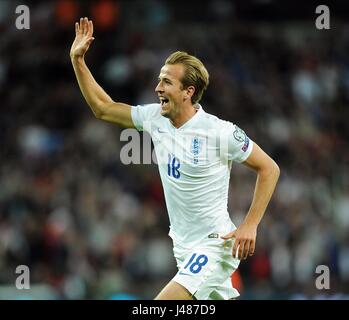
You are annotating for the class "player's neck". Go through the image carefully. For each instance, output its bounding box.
[170,104,198,128]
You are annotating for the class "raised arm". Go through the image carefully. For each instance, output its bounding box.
[70,17,134,128]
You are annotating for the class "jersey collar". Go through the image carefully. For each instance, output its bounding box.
[169,104,204,131]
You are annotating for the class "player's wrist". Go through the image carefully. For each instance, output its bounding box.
[70,53,85,62]
[241,216,259,229]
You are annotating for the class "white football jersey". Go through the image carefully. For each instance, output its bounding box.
[131,103,253,249]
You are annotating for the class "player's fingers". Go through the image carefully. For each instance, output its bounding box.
[87,37,95,46]
[85,17,89,35]
[221,231,235,240]
[232,239,240,259]
[82,17,88,34]
[249,240,255,256]
[80,17,83,32]
[86,19,90,36]
[88,20,94,37]
[75,22,79,34]
[242,241,250,260]
[238,241,245,260]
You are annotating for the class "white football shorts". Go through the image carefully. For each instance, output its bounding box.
[172,238,240,300]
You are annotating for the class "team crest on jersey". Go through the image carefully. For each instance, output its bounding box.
[233,126,250,152]
[191,137,202,164]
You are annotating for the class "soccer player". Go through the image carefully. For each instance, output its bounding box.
[70,18,280,300]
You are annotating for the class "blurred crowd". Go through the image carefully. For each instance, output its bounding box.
[0,0,348,299]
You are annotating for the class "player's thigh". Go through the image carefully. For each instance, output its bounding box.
[155,280,194,300]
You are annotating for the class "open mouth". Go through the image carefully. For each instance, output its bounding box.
[159,97,169,107]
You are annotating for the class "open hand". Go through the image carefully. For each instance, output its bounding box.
[70,17,95,59]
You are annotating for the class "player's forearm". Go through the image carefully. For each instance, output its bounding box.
[243,161,280,227]
[71,56,113,118]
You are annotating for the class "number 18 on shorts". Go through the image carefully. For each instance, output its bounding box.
[173,241,240,300]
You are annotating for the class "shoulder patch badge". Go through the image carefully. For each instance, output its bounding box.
[233,126,250,152]
[233,126,246,142]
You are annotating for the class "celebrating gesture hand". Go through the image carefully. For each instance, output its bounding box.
[70,17,95,59]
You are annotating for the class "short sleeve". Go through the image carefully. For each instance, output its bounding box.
[131,103,161,132]
[226,123,254,163]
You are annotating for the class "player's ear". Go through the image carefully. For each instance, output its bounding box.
[185,85,195,101]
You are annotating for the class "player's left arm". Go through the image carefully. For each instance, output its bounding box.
[222,143,280,260]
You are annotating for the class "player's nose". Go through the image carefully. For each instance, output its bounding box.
[155,82,163,93]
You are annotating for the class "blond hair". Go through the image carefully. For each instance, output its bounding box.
[165,51,209,104]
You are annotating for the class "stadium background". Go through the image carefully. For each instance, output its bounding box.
[0,0,348,299]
